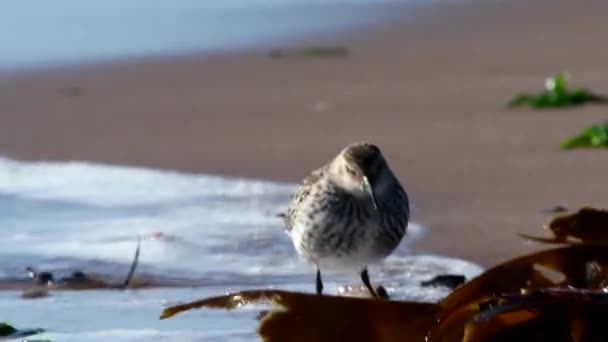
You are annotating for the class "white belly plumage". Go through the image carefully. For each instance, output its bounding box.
[285,176,408,274]
[288,214,390,273]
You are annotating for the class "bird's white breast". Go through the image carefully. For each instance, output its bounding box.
[288,199,387,272]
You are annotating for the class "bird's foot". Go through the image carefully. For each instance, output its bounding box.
[337,284,390,300]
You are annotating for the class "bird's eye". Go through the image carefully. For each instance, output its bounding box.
[345,166,356,176]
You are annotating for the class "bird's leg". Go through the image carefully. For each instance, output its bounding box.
[361,268,380,298]
[316,268,324,295]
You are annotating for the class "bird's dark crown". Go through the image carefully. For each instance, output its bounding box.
[343,142,383,173]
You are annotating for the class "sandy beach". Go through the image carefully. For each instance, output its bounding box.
[1,0,607,267]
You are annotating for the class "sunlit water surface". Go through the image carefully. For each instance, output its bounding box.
[0,0,430,70]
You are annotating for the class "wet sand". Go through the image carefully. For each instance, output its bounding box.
[1,0,608,267]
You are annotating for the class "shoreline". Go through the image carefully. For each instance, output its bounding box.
[2,0,608,267]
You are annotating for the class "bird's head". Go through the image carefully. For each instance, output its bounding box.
[329,142,392,210]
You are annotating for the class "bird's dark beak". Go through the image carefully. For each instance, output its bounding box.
[362,176,378,211]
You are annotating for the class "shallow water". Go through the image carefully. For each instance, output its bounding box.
[0,0,419,71]
[0,157,483,341]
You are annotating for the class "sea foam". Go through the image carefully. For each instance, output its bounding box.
[0,157,483,341]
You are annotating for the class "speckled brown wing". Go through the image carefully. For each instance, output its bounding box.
[284,166,327,232]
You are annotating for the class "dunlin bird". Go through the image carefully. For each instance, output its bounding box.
[285,142,409,298]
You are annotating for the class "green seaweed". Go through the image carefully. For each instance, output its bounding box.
[0,323,16,336]
[301,46,349,57]
[269,46,349,59]
[508,73,607,109]
[561,122,608,149]
[0,322,45,340]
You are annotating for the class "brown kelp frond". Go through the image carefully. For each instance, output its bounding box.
[160,207,608,341]
[463,287,608,342]
[544,207,608,243]
[517,233,567,244]
[123,235,141,288]
[520,207,608,245]
[160,290,287,319]
[161,289,439,342]
[425,295,498,342]
[463,305,541,342]
[429,245,608,341]
[256,291,439,342]
[116,235,141,289]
